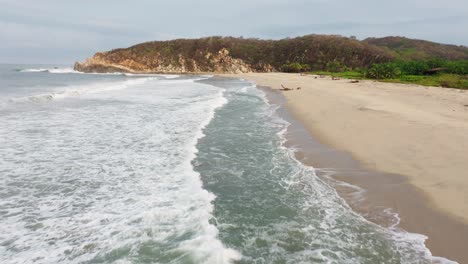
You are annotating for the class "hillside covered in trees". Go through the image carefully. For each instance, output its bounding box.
[75,34,468,88]
[364,36,468,61]
[76,35,398,73]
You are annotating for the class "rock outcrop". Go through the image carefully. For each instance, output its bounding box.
[74,48,267,74]
[76,35,436,74]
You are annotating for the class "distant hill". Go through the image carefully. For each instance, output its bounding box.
[364,36,468,60]
[75,35,468,74]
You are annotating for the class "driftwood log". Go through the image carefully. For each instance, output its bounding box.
[280,84,301,91]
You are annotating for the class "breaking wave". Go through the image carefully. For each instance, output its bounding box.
[10,78,154,103]
[18,67,181,79]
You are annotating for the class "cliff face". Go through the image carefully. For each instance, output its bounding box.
[74,35,397,74]
[74,48,267,74]
[76,35,468,74]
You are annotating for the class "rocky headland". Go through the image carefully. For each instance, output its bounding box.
[74,48,264,74]
[74,35,468,74]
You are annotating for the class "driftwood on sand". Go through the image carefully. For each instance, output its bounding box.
[280,84,301,91]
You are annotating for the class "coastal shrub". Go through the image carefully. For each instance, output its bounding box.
[325,61,348,73]
[444,60,468,75]
[388,74,468,89]
[397,60,429,75]
[366,63,401,79]
[390,59,468,75]
[425,58,446,69]
[280,63,311,73]
[311,70,365,79]
[436,74,468,89]
[365,36,468,61]
[339,71,365,79]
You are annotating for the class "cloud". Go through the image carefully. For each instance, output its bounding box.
[1,0,467,63]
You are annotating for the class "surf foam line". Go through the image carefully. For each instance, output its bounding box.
[179,85,242,263]
[0,76,240,263]
[19,67,181,79]
[9,78,155,103]
[19,68,82,74]
[254,83,458,264]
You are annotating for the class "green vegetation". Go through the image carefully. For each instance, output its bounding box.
[384,74,468,89]
[364,36,468,60]
[280,63,311,73]
[103,35,396,73]
[365,60,468,88]
[95,34,468,89]
[366,63,401,79]
[311,71,365,79]
[309,59,468,89]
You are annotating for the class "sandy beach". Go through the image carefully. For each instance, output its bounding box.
[223,72,468,262]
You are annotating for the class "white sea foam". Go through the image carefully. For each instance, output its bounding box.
[0,76,239,263]
[48,67,80,74]
[2,74,457,263]
[20,67,79,73]
[178,86,242,263]
[19,68,49,72]
[124,73,180,78]
[10,78,154,103]
[253,82,458,264]
[20,67,182,79]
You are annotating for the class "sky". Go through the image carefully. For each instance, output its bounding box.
[1,0,467,64]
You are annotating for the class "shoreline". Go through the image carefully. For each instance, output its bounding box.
[221,73,468,263]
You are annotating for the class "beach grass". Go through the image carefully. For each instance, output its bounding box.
[312,71,365,79]
[309,71,468,89]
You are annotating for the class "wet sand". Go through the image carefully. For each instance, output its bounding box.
[267,88,468,263]
[220,73,468,263]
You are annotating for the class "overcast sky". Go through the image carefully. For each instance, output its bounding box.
[1,0,467,64]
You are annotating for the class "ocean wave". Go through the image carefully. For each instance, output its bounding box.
[200,79,454,263]
[19,67,125,76]
[49,68,80,74]
[0,78,239,263]
[255,84,458,264]
[181,87,241,263]
[19,68,49,73]
[10,78,154,103]
[124,73,180,78]
[19,67,79,74]
[19,68,182,79]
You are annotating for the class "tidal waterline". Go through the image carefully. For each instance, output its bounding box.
[257,84,468,263]
[196,77,439,263]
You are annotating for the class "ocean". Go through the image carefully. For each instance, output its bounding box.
[0,64,451,263]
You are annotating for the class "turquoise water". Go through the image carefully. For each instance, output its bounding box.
[0,65,449,263]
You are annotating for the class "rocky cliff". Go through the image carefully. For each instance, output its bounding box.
[75,35,468,74]
[74,48,267,74]
[74,35,397,74]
